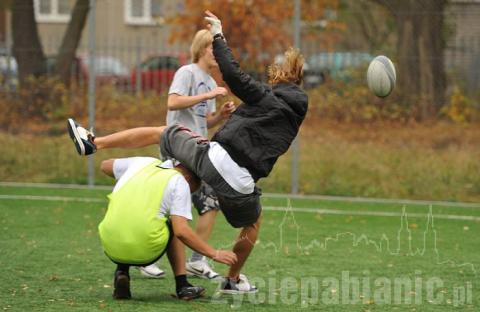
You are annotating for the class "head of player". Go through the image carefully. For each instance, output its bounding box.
[267,47,305,87]
[191,29,217,70]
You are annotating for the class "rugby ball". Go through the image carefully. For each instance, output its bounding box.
[367,55,396,98]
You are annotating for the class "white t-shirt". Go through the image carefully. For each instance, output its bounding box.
[112,157,192,220]
[208,142,255,194]
[167,64,217,138]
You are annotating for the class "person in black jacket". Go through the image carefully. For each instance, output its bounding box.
[67,11,308,295]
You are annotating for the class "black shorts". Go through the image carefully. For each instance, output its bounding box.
[160,125,262,228]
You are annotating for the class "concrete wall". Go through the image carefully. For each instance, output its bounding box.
[36,0,188,67]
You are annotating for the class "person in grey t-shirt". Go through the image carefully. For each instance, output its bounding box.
[141,29,235,280]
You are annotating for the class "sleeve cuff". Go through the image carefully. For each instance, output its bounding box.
[213,33,226,42]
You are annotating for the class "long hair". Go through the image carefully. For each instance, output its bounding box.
[268,47,304,85]
[190,29,213,63]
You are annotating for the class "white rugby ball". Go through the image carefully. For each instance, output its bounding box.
[367,55,396,98]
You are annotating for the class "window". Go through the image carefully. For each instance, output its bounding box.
[34,0,72,23]
[125,0,163,26]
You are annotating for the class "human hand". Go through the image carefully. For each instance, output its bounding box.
[204,10,222,36]
[220,101,236,119]
[208,86,228,98]
[212,249,238,265]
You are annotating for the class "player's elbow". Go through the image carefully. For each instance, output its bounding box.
[100,159,115,178]
[174,227,189,241]
[167,96,180,110]
[171,217,190,239]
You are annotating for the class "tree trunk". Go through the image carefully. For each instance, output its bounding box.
[371,0,447,119]
[55,0,90,87]
[11,0,46,86]
[395,12,420,99]
[423,0,447,110]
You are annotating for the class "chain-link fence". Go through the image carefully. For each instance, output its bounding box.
[1,1,479,198]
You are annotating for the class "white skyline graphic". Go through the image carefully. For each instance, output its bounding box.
[220,200,477,276]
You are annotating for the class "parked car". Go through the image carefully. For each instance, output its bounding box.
[307,52,374,82]
[46,55,130,89]
[0,47,18,91]
[81,56,130,88]
[130,53,189,94]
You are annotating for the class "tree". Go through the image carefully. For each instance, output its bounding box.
[340,0,395,52]
[11,0,90,88]
[55,0,90,87]
[370,0,447,117]
[168,0,342,72]
[12,0,46,83]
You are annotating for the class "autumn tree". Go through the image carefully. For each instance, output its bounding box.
[370,0,447,118]
[168,0,342,73]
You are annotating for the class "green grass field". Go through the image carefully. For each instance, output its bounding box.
[1,184,479,311]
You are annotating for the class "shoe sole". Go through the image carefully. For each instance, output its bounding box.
[67,118,85,156]
[178,288,206,301]
[113,275,131,300]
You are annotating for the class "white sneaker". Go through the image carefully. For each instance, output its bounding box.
[186,260,221,280]
[137,264,165,279]
[219,274,258,294]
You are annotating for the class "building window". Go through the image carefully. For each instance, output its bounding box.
[125,0,163,26]
[34,0,72,23]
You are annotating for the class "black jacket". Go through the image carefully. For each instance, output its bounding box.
[211,37,309,181]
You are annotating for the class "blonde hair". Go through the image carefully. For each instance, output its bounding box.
[268,47,304,85]
[190,29,213,63]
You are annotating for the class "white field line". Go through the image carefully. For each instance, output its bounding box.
[0,181,113,190]
[0,194,105,203]
[1,194,480,222]
[1,181,479,208]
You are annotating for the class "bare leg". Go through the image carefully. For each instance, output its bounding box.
[189,210,217,262]
[95,126,166,151]
[167,235,187,276]
[227,216,262,279]
[196,210,217,243]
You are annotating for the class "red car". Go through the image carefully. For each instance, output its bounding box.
[130,53,189,94]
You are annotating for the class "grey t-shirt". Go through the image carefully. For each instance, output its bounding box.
[167,64,217,137]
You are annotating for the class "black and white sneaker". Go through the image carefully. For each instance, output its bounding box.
[220,274,258,294]
[67,118,97,156]
[176,285,206,300]
[113,271,131,300]
[186,259,221,280]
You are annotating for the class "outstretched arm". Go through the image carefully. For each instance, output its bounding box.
[205,11,266,105]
